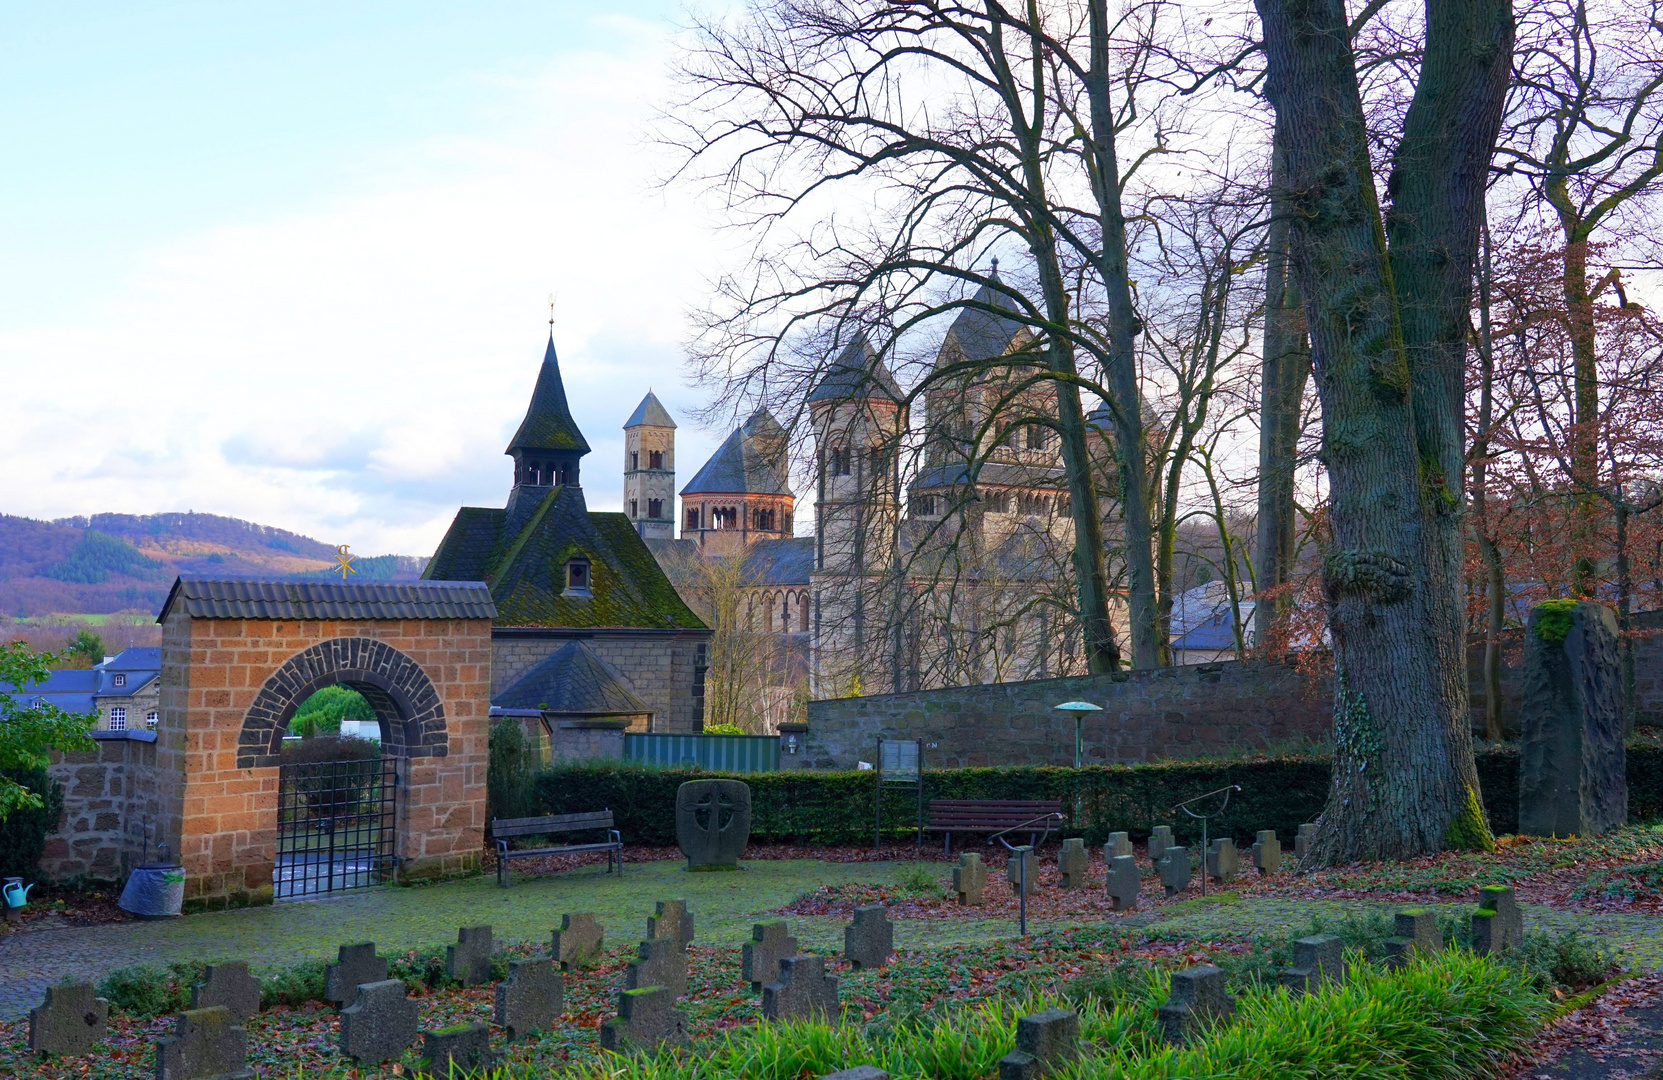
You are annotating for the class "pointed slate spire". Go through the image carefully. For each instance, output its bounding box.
[939,271,1030,366]
[624,390,677,429]
[507,335,592,455]
[808,333,903,406]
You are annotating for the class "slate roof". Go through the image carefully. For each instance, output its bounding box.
[807,334,904,405]
[2,668,98,715]
[681,409,793,497]
[742,537,814,586]
[939,276,1031,366]
[424,486,707,630]
[493,639,652,716]
[907,461,1068,492]
[103,646,161,672]
[624,391,677,429]
[506,335,591,455]
[157,577,497,622]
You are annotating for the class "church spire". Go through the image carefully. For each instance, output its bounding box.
[507,334,591,456]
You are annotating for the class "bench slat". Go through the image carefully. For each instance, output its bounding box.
[492,811,614,838]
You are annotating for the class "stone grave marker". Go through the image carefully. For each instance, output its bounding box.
[820,1069,889,1080]
[600,986,689,1053]
[1157,846,1191,896]
[1147,825,1175,864]
[743,921,800,988]
[648,899,695,950]
[676,778,753,869]
[997,1008,1079,1080]
[1471,885,1524,955]
[416,1023,498,1077]
[762,954,840,1021]
[953,852,988,905]
[1251,831,1282,875]
[154,1006,252,1080]
[1205,838,1239,884]
[324,942,388,1007]
[553,913,605,970]
[494,958,563,1041]
[1519,601,1627,838]
[1103,832,1133,860]
[190,962,260,1024]
[624,937,689,999]
[844,905,894,970]
[1278,935,1345,994]
[1156,965,1234,1045]
[447,925,494,986]
[1385,909,1443,968]
[1294,824,1317,862]
[28,982,109,1056]
[1106,855,1140,911]
[1006,846,1039,896]
[340,980,420,1064]
[1058,838,1088,889]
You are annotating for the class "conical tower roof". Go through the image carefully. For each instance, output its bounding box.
[507,335,591,455]
[624,390,677,429]
[681,409,793,496]
[938,274,1030,367]
[808,333,903,405]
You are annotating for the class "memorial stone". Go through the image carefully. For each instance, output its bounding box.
[743,921,800,988]
[1385,909,1443,968]
[325,942,389,1007]
[1294,824,1317,863]
[1006,846,1039,896]
[1205,838,1239,884]
[1278,935,1345,994]
[154,1006,252,1080]
[624,937,689,999]
[1058,838,1088,889]
[1251,831,1282,875]
[953,853,988,905]
[844,905,894,970]
[447,926,494,986]
[552,913,605,970]
[1148,826,1174,863]
[1106,855,1140,911]
[416,1023,498,1077]
[494,958,563,1040]
[648,900,695,950]
[599,986,689,1053]
[762,954,840,1020]
[1157,846,1192,896]
[190,962,260,1024]
[1103,832,1133,860]
[820,1069,889,1080]
[1156,966,1234,1045]
[997,1008,1079,1080]
[1471,886,1524,955]
[1519,601,1627,837]
[339,980,420,1064]
[28,982,108,1056]
[675,779,752,869]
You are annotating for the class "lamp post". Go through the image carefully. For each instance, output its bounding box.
[1054,700,1103,824]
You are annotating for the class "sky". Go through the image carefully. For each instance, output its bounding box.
[0,1,739,557]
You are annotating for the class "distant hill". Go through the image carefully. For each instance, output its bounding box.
[0,512,428,619]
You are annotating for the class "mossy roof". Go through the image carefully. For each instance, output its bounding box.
[424,486,706,631]
[507,336,592,455]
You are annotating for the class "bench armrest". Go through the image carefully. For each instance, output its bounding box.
[609,829,622,846]
[496,837,510,857]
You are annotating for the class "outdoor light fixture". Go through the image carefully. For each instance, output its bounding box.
[1054,700,1103,769]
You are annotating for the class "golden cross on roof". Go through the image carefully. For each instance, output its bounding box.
[334,544,357,580]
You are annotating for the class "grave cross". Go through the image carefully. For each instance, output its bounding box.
[324,942,388,1007]
[28,982,109,1056]
[843,905,894,970]
[154,1006,253,1080]
[495,958,563,1041]
[339,980,420,1064]
[552,912,605,970]
[742,921,800,989]
[447,925,494,986]
[761,954,840,1021]
[624,937,689,999]
[190,962,260,1024]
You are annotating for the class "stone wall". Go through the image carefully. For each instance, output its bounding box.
[803,659,1329,769]
[546,719,628,761]
[42,731,166,882]
[492,629,710,734]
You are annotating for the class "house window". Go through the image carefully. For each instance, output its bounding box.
[649,450,663,470]
[911,495,937,516]
[632,450,639,470]
[109,706,126,731]
[630,498,639,518]
[113,673,126,687]
[565,558,592,595]
[648,498,663,519]
[692,643,708,725]
[146,711,159,729]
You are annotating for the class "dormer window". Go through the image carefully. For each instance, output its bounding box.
[113,673,126,688]
[564,557,592,596]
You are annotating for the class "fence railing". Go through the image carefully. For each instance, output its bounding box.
[624,733,780,773]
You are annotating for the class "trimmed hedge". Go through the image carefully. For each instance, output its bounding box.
[534,743,1663,848]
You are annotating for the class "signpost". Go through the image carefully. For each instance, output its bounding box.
[874,738,924,854]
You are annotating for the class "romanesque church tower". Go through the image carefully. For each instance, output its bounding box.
[623,391,676,540]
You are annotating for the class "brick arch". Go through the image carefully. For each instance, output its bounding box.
[236,637,448,768]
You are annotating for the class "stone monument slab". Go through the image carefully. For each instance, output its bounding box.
[676,779,752,869]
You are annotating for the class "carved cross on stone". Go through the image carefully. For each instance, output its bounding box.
[675,779,753,869]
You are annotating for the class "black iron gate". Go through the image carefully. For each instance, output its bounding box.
[274,756,397,899]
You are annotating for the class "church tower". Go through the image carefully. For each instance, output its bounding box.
[623,391,677,540]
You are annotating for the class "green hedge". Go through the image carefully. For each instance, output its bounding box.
[534,743,1663,848]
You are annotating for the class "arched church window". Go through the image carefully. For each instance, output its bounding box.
[648,498,663,519]
[649,450,663,470]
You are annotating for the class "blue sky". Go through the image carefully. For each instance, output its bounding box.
[0,2,734,555]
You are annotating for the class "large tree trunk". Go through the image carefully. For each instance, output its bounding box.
[1255,112,1312,647]
[1259,0,1511,862]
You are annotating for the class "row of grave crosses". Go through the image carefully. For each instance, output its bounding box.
[27,897,903,1074]
[949,824,1334,911]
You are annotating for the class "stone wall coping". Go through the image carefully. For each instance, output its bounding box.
[492,626,712,640]
[807,657,1285,709]
[777,722,809,733]
[552,717,635,730]
[90,729,158,743]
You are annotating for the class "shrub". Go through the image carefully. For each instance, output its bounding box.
[702,723,748,735]
[489,717,540,823]
[97,961,204,1018]
[0,767,61,878]
[259,958,328,1007]
[289,685,375,739]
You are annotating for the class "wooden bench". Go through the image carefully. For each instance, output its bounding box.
[490,811,622,887]
[925,799,1066,855]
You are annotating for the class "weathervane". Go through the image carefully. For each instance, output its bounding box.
[548,292,557,329]
[334,544,357,580]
